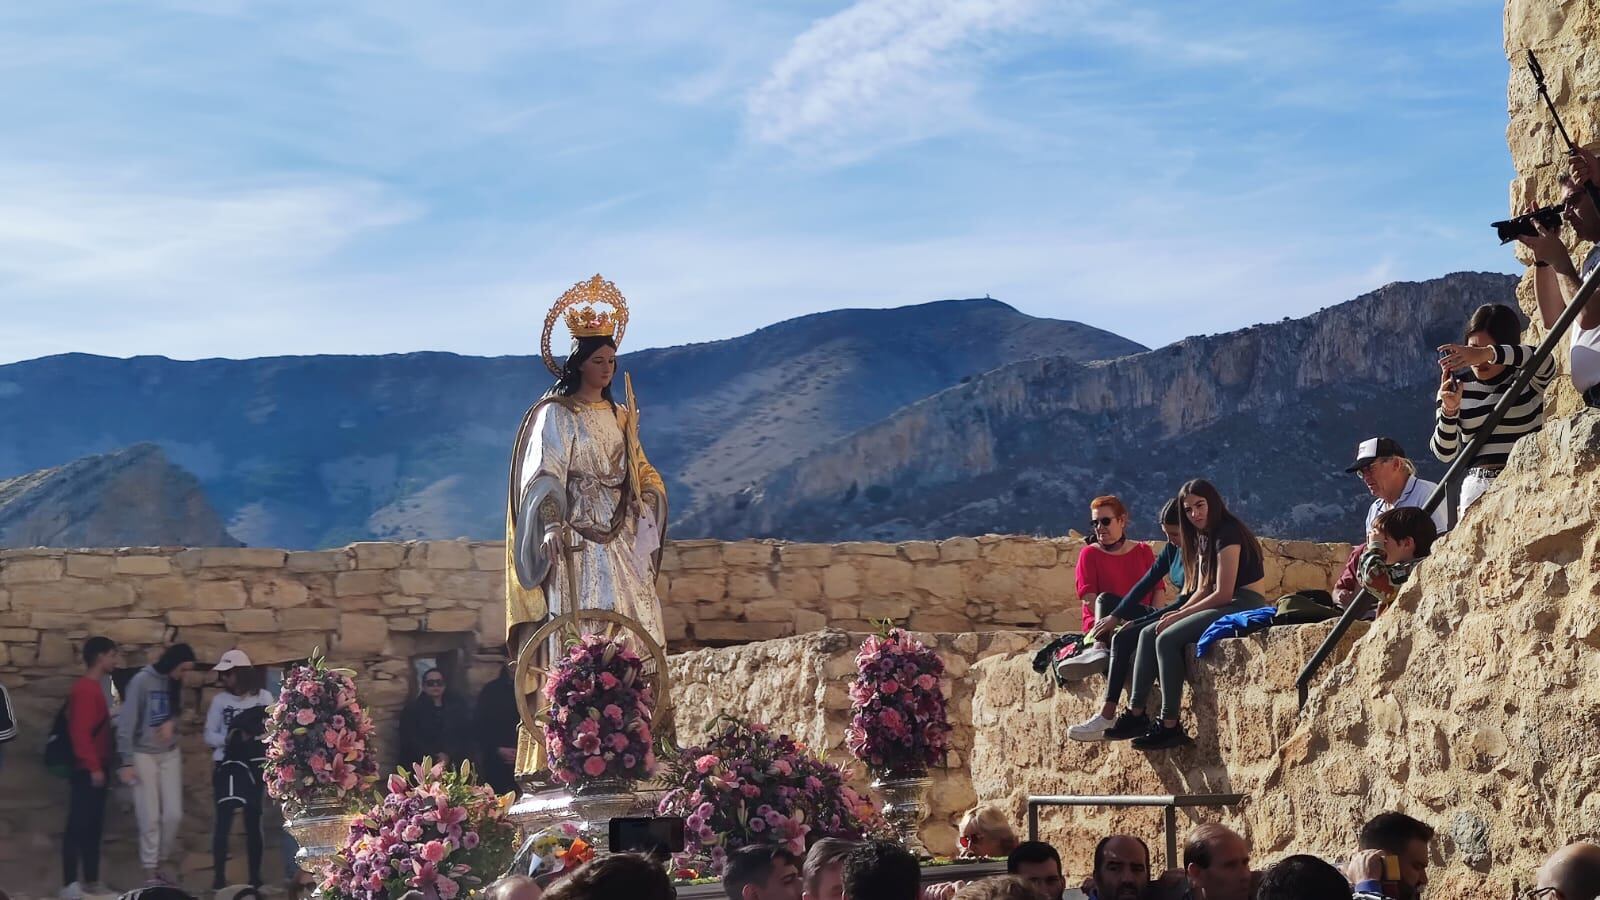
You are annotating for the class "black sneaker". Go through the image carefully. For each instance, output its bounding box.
[1130,722,1192,751]
[1101,710,1151,741]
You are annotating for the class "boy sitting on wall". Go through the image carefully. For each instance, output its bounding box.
[1359,507,1438,612]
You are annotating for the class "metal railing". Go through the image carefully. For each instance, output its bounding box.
[1025,793,1244,871]
[1295,260,1600,709]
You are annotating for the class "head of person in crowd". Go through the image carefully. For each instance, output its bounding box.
[1091,834,1150,900]
[1358,812,1434,900]
[1254,855,1350,900]
[1373,507,1438,565]
[83,635,119,677]
[958,805,1020,859]
[485,874,543,900]
[724,845,802,900]
[213,649,265,697]
[1183,824,1252,900]
[1534,841,1600,900]
[420,667,448,706]
[802,839,858,900]
[1090,495,1130,550]
[950,876,1038,900]
[541,853,675,900]
[1458,303,1525,382]
[1007,841,1066,900]
[1347,438,1417,505]
[153,643,197,678]
[1176,479,1260,585]
[1158,497,1182,547]
[1559,166,1600,244]
[842,841,921,900]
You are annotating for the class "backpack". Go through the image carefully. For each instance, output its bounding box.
[43,701,71,776]
[1030,633,1088,688]
[0,681,16,743]
[224,705,268,765]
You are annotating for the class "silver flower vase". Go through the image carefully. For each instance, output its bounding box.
[569,777,639,848]
[872,774,933,860]
[282,794,356,875]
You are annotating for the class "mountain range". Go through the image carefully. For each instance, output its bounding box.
[0,300,1142,548]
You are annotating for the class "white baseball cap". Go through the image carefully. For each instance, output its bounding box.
[214,649,253,671]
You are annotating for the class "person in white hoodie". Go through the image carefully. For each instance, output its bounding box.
[117,643,196,888]
[204,650,274,891]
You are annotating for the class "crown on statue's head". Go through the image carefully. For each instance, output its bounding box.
[564,304,617,339]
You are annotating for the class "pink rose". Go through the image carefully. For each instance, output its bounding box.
[599,672,620,690]
[420,840,447,864]
[295,708,317,726]
[402,824,423,842]
[916,673,936,691]
[694,754,720,774]
[604,704,623,722]
[583,756,607,777]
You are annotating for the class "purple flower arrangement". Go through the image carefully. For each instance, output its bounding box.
[657,716,886,877]
[846,628,953,777]
[544,633,658,785]
[264,649,379,809]
[320,760,517,900]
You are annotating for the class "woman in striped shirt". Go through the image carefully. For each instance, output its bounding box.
[1433,303,1557,512]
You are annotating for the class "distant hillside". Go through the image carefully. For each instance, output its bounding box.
[0,444,240,548]
[679,272,1520,543]
[0,299,1141,548]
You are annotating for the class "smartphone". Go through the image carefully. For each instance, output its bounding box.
[609,816,687,854]
[1381,854,1403,894]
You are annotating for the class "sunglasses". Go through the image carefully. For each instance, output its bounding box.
[1091,517,1116,528]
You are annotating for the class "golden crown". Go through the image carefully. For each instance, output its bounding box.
[564,304,617,338]
[540,274,631,375]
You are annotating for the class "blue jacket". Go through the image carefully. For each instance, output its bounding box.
[1194,607,1276,657]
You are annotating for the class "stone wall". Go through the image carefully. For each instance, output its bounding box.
[0,534,1348,895]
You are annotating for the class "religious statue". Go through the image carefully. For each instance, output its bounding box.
[504,275,669,776]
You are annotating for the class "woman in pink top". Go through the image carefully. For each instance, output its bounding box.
[1058,496,1161,680]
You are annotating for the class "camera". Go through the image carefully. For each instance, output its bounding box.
[609,816,687,854]
[1492,205,1564,244]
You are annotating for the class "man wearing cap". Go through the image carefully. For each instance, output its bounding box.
[204,650,274,891]
[1333,438,1448,608]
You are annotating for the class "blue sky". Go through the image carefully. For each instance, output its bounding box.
[0,0,1518,363]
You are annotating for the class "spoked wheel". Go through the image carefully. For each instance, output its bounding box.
[513,609,673,745]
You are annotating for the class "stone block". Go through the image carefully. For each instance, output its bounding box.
[822,566,860,600]
[835,541,897,557]
[676,545,722,569]
[908,611,971,632]
[338,615,390,654]
[984,539,1058,567]
[693,621,792,643]
[278,608,341,631]
[1,558,64,584]
[479,604,506,645]
[137,577,192,609]
[426,609,479,632]
[28,612,81,629]
[223,609,279,633]
[251,579,311,608]
[741,601,794,623]
[196,548,286,568]
[114,556,174,576]
[668,572,726,604]
[472,544,503,570]
[103,618,170,644]
[861,557,913,592]
[0,627,38,642]
[335,571,390,597]
[776,570,823,602]
[663,605,689,642]
[793,609,829,633]
[778,543,834,567]
[11,581,135,612]
[193,581,248,610]
[899,541,940,562]
[939,537,981,561]
[726,571,776,601]
[352,542,407,569]
[166,610,225,627]
[65,555,116,578]
[396,570,437,596]
[722,542,775,566]
[287,550,348,572]
[912,565,964,601]
[424,541,475,570]
[859,598,913,620]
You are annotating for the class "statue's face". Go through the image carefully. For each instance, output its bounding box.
[580,344,617,392]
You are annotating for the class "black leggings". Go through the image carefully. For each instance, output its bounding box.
[213,764,264,887]
[63,770,108,885]
[1102,597,1187,709]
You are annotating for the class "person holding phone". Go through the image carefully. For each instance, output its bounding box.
[1344,812,1434,900]
[1432,303,1557,513]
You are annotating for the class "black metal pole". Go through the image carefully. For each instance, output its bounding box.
[1296,261,1600,709]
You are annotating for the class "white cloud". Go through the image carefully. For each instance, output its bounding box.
[746,0,1045,163]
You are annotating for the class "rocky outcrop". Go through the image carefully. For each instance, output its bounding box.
[0,301,1140,548]
[1506,0,1600,418]
[686,273,1519,544]
[0,444,239,548]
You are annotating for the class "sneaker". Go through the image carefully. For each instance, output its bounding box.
[61,882,85,900]
[1131,722,1193,751]
[1067,713,1116,742]
[1054,644,1110,681]
[1101,710,1151,741]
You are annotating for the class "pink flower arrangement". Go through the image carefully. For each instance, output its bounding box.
[321,760,517,900]
[846,629,952,777]
[265,649,379,810]
[658,716,886,876]
[544,633,657,785]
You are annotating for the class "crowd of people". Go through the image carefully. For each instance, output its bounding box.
[43,638,524,900]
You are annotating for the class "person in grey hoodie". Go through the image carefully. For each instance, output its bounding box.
[116,644,196,888]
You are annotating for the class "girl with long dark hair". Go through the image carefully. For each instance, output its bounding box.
[205,650,274,890]
[1096,479,1267,750]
